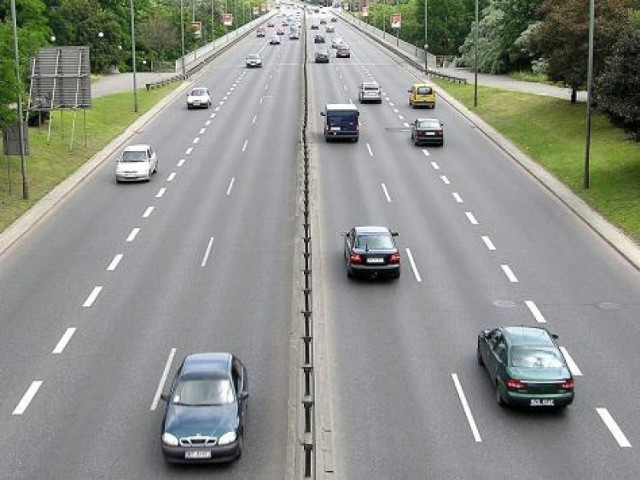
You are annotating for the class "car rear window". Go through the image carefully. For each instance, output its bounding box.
[418,120,440,128]
[364,85,379,91]
[355,234,394,250]
[416,86,433,95]
[510,347,564,368]
[191,89,207,96]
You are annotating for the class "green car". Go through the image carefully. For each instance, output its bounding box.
[477,326,575,409]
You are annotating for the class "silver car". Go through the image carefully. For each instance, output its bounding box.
[186,87,212,109]
[115,144,158,183]
[358,82,382,104]
[245,53,262,68]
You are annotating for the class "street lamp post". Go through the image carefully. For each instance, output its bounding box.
[424,0,428,71]
[473,0,478,108]
[10,0,28,199]
[584,0,595,189]
[395,0,399,47]
[129,0,138,113]
[180,0,186,76]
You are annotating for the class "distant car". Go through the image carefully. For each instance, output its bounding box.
[336,45,350,58]
[186,87,212,109]
[477,326,575,409]
[266,21,275,27]
[314,49,330,63]
[344,226,400,279]
[276,27,285,35]
[270,35,281,44]
[115,144,158,183]
[310,23,319,30]
[331,37,343,48]
[325,25,335,33]
[330,16,338,22]
[319,18,327,24]
[358,81,382,103]
[161,352,249,463]
[314,34,325,43]
[289,31,300,39]
[411,118,444,146]
[256,27,266,37]
[245,53,262,68]
[281,20,289,26]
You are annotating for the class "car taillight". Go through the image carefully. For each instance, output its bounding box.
[389,253,400,264]
[561,379,575,390]
[436,130,443,136]
[506,379,526,390]
[350,253,362,264]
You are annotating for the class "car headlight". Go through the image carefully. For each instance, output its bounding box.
[217,431,237,445]
[162,433,179,446]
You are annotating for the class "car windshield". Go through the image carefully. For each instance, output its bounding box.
[417,86,432,95]
[121,150,147,162]
[510,347,565,369]
[355,234,394,250]
[247,54,259,59]
[418,120,440,128]
[173,378,235,406]
[190,89,207,96]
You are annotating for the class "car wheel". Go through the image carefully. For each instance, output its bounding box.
[496,382,506,407]
[476,346,484,366]
[187,104,191,110]
[347,266,353,278]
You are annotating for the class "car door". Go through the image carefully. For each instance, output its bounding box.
[490,335,508,384]
[344,229,354,262]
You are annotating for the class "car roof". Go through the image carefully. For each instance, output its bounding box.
[123,144,150,152]
[412,83,433,87]
[502,327,555,347]
[181,352,232,377]
[416,118,441,123]
[354,226,391,235]
[326,103,358,111]
[361,81,379,87]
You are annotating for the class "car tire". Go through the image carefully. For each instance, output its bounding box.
[496,382,506,407]
[347,266,353,278]
[476,346,484,366]
[187,104,191,110]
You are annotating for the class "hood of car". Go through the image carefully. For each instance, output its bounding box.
[116,161,149,173]
[163,402,239,439]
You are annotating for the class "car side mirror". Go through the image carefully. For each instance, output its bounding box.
[551,333,559,339]
[240,391,249,399]
[320,112,325,116]
[391,231,399,237]
[407,90,412,93]
[160,393,169,402]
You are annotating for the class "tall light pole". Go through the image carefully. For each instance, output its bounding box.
[424,0,428,71]
[395,0,399,47]
[473,0,478,108]
[129,0,138,113]
[584,0,595,189]
[180,0,186,76]
[211,0,215,42]
[10,0,28,199]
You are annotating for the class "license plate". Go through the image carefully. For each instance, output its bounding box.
[330,127,341,131]
[185,450,211,459]
[367,257,384,264]
[426,132,436,136]
[530,399,554,407]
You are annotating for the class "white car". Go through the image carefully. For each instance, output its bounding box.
[270,35,281,45]
[331,37,343,49]
[186,87,212,109]
[115,144,158,183]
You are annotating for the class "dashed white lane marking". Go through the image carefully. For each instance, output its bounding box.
[167,172,176,182]
[126,228,140,242]
[177,158,186,167]
[452,192,463,203]
[185,147,193,155]
[242,140,248,152]
[226,177,235,196]
[366,143,374,157]
[210,113,216,118]
[422,149,430,156]
[107,254,123,271]
[265,84,269,91]
[199,128,206,134]
[156,187,166,198]
[193,137,200,144]
[83,286,103,307]
[52,328,76,354]
[219,101,225,105]
[403,122,410,128]
[430,161,440,170]
[343,85,347,91]
[393,108,399,113]
[525,300,546,323]
[451,373,482,442]
[398,115,404,120]
[381,183,392,202]
[12,381,43,415]
[481,236,496,251]
[465,212,478,225]
[252,114,258,124]
[201,237,215,267]
[214,106,221,112]
[440,175,450,185]
[205,120,211,126]
[389,102,395,107]
[143,206,154,218]
[596,408,632,448]
[224,93,230,98]
[559,347,583,376]
[405,248,422,283]
[151,348,177,411]
[501,264,519,283]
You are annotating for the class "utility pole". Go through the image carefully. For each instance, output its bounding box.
[424,0,428,71]
[129,0,138,113]
[584,0,595,189]
[181,0,186,76]
[473,0,478,108]
[10,0,28,199]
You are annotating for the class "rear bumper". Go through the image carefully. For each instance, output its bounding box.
[350,263,400,277]
[414,136,443,145]
[325,130,358,140]
[504,390,575,408]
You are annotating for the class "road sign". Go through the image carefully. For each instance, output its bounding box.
[222,13,233,26]
[391,13,401,29]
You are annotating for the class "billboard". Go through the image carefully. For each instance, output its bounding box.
[222,13,233,26]
[361,6,368,16]
[391,13,401,29]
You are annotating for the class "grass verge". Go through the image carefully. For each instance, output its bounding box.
[434,80,640,242]
[0,83,178,232]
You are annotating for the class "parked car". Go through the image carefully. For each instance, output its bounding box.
[186,87,212,109]
[115,144,158,183]
[315,49,330,63]
[358,81,382,103]
[161,352,249,463]
[245,53,262,68]
[411,118,444,146]
[477,326,575,409]
[314,34,326,43]
[344,226,400,279]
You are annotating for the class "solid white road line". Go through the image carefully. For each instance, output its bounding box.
[52,328,76,354]
[126,228,140,242]
[381,183,392,202]
[185,147,193,155]
[167,172,176,182]
[451,373,482,442]
[452,192,464,203]
[199,128,206,134]
[422,149,430,156]
[430,161,440,170]
[481,236,496,251]
[151,348,177,411]
[83,286,103,307]
[156,187,166,198]
[226,177,235,196]
[252,114,257,124]
[440,175,450,185]
[143,206,154,218]
[405,248,422,282]
[559,346,583,376]
[366,143,374,157]
[525,300,546,323]
[242,140,248,152]
[501,264,519,283]
[192,137,200,144]
[107,254,123,271]
[177,158,186,167]
[596,408,632,448]
[13,381,43,415]
[201,237,215,267]
[465,212,478,225]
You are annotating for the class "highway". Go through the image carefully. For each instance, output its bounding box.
[1,6,640,480]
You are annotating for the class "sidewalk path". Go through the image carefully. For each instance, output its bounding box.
[91,72,179,98]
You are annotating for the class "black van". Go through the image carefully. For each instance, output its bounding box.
[321,104,359,142]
